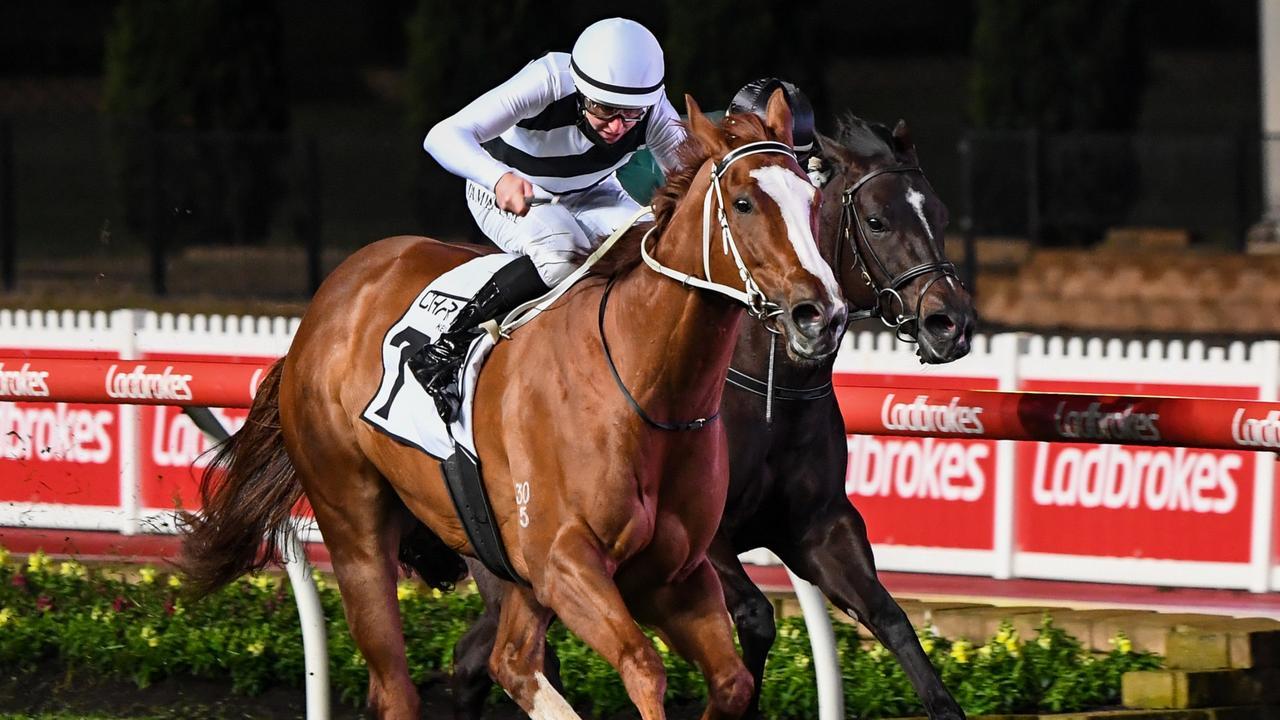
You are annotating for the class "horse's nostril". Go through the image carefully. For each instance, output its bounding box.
[791,302,823,331]
[923,313,957,340]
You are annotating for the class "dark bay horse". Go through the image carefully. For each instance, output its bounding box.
[180,91,849,720]
[453,117,975,720]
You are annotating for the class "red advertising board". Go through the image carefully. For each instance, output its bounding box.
[0,350,122,507]
[838,373,999,550]
[135,352,269,512]
[1016,379,1258,563]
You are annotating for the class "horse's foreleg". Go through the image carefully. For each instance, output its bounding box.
[706,536,774,719]
[488,584,577,719]
[632,559,754,720]
[785,509,966,720]
[540,526,669,720]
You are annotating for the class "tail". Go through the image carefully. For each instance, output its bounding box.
[178,359,302,598]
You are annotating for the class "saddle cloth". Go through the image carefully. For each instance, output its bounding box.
[360,252,520,459]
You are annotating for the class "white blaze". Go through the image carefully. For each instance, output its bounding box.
[906,187,934,241]
[749,165,842,303]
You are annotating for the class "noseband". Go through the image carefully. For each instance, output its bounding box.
[837,165,960,342]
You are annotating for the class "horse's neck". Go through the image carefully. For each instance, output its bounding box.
[606,266,743,422]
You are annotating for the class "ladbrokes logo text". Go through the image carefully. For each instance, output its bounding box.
[1053,402,1160,442]
[1232,408,1280,449]
[1031,444,1239,514]
[0,362,50,398]
[105,364,193,402]
[880,394,985,435]
[846,436,989,502]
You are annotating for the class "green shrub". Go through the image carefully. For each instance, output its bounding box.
[0,548,1160,718]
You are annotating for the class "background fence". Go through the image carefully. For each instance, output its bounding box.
[2,309,1278,593]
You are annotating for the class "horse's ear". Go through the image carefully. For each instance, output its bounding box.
[685,93,726,155]
[763,88,795,149]
[892,119,919,163]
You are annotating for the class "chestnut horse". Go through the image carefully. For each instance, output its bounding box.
[180,91,848,720]
[453,117,976,719]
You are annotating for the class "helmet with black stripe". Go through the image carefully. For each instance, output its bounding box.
[570,18,665,109]
[728,78,816,162]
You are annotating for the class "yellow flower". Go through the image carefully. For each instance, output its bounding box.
[246,641,266,657]
[0,608,12,627]
[994,628,1010,645]
[248,574,275,590]
[172,600,185,616]
[138,567,157,585]
[1004,638,1020,657]
[59,561,87,579]
[167,574,182,588]
[310,570,327,591]
[27,551,50,574]
[978,645,992,658]
[1037,635,1052,650]
[0,546,10,565]
[396,582,415,601]
[950,641,970,664]
[351,652,367,667]
[654,637,669,654]
[1109,634,1132,654]
[920,638,935,654]
[140,625,159,646]
[90,607,101,621]
[431,588,443,600]
[868,643,887,659]
[794,654,811,668]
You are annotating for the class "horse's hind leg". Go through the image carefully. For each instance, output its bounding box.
[631,559,754,720]
[786,509,965,720]
[296,455,420,719]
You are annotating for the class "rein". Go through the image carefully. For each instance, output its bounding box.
[604,139,797,432]
[837,165,960,342]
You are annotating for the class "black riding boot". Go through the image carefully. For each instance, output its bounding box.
[409,256,549,422]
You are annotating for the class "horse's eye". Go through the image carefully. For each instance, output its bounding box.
[866,217,887,233]
[733,198,752,214]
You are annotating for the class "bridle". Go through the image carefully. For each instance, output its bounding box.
[602,139,799,431]
[836,164,961,342]
[640,140,797,324]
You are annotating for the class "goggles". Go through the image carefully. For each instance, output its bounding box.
[581,96,648,124]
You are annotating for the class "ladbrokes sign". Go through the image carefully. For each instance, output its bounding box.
[1018,379,1256,565]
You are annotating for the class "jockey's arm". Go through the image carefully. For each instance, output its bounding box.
[422,57,556,193]
[644,96,690,178]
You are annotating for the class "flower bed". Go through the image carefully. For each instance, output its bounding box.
[0,548,1160,718]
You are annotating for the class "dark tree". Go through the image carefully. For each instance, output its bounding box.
[103,0,290,246]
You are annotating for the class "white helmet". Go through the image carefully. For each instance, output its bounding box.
[570,18,665,109]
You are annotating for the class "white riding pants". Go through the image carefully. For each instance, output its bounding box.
[465,177,645,286]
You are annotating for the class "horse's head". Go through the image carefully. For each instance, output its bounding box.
[812,117,976,363]
[667,90,846,361]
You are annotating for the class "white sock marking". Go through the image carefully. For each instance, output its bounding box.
[906,187,934,241]
[529,671,581,720]
[749,165,842,304]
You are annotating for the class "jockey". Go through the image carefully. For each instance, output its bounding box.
[413,17,688,421]
[617,77,819,204]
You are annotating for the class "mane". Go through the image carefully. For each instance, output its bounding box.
[590,113,775,278]
[834,113,900,163]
